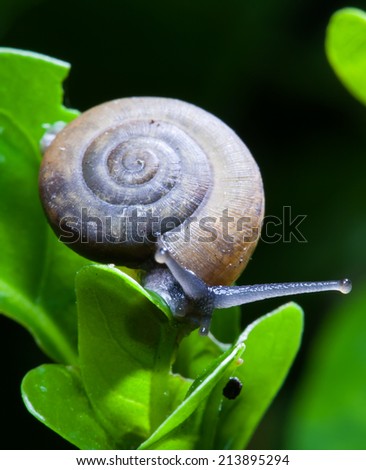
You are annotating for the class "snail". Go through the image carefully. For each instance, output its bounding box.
[39,97,352,335]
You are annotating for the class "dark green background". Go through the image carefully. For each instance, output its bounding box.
[0,0,365,449]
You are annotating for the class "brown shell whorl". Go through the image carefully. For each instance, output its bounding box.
[39,97,264,284]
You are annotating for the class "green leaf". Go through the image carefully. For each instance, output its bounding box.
[326,8,366,106]
[139,342,245,449]
[173,306,241,381]
[0,48,78,147]
[21,364,115,450]
[76,264,190,449]
[0,49,89,363]
[286,284,366,449]
[173,329,224,380]
[210,305,242,344]
[140,302,303,450]
[215,302,304,449]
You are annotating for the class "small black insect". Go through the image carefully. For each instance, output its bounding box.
[223,377,243,400]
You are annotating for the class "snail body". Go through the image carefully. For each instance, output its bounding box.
[39,97,351,335]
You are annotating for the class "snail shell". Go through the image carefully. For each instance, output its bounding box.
[39,97,264,286]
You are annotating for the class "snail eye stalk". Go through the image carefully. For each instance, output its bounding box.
[211,279,352,309]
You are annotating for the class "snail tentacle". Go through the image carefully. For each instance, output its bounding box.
[155,247,209,301]
[211,279,352,309]
[152,247,215,335]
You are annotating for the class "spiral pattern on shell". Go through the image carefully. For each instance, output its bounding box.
[39,97,264,285]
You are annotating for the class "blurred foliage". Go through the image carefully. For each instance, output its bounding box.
[0,0,364,449]
[284,7,366,450]
[326,7,366,106]
[286,280,366,449]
